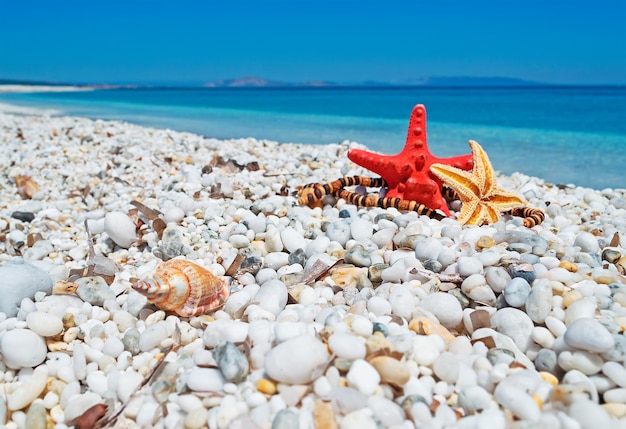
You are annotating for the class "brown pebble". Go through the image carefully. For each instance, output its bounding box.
[562,290,583,307]
[476,236,496,249]
[408,317,455,343]
[469,309,491,331]
[559,260,578,273]
[314,399,338,429]
[368,355,410,386]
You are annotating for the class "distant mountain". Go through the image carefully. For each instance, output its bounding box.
[400,76,546,87]
[203,76,338,88]
[202,75,546,88]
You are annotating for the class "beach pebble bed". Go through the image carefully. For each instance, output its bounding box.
[1,112,626,428]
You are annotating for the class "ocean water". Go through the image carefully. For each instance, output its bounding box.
[1,86,625,190]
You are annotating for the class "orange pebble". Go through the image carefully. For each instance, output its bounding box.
[257,378,277,395]
[539,371,558,386]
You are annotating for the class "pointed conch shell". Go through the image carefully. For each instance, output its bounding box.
[131,259,230,317]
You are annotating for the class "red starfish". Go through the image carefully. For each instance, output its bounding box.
[347,104,473,216]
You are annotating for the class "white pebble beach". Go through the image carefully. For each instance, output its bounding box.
[1,110,626,429]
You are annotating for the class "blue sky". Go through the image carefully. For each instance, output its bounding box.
[1,0,624,85]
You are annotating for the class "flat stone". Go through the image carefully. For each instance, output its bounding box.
[417,292,463,329]
[0,328,47,369]
[564,318,615,353]
[264,336,329,384]
[0,258,53,317]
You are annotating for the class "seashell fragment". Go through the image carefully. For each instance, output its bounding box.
[14,175,39,199]
[132,259,230,317]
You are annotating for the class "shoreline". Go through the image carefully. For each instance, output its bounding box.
[0,84,94,94]
[0,111,625,427]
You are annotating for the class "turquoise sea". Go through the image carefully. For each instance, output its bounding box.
[1,86,625,190]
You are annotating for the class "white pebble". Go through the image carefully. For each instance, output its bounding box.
[328,332,366,360]
[7,366,48,411]
[103,211,137,248]
[280,227,306,253]
[347,359,380,395]
[253,279,288,316]
[367,296,392,316]
[63,392,103,424]
[164,207,185,223]
[139,321,169,352]
[26,311,63,337]
[186,368,225,392]
[417,292,462,329]
[0,329,47,369]
[350,218,373,241]
[457,256,483,277]
[603,361,626,388]
[264,336,329,384]
[563,318,615,353]
[494,381,540,421]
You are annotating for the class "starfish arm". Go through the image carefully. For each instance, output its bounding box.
[456,198,481,225]
[468,140,494,192]
[482,203,502,225]
[430,164,481,202]
[487,190,524,209]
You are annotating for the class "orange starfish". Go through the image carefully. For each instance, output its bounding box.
[347,104,473,216]
[430,140,523,225]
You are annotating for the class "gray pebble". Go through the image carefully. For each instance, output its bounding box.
[123,328,141,355]
[574,251,602,267]
[213,341,249,383]
[368,263,388,284]
[344,244,372,267]
[520,253,540,265]
[154,226,191,261]
[525,279,553,324]
[239,256,263,276]
[325,219,351,246]
[503,277,531,308]
[374,213,394,223]
[493,231,548,249]
[271,408,299,429]
[535,348,559,374]
[287,248,306,266]
[330,387,368,415]
[423,259,442,273]
[447,288,471,309]
[75,276,116,306]
[487,348,515,366]
[507,243,532,254]
[507,263,536,283]
[372,322,388,336]
[602,334,626,361]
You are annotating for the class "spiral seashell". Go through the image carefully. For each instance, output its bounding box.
[131,259,230,317]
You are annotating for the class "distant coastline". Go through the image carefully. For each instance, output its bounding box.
[0,84,93,94]
[2,76,624,92]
